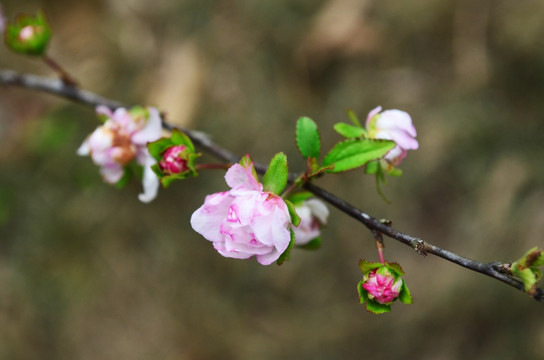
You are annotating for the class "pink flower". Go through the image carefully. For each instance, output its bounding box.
[78,106,162,203]
[190,161,292,265]
[0,4,5,34]
[293,198,329,245]
[361,268,403,304]
[159,145,188,174]
[366,106,418,166]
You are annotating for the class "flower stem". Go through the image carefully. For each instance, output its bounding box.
[43,55,78,86]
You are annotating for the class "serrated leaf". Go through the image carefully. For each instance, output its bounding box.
[512,267,537,293]
[171,128,195,152]
[323,139,396,173]
[399,282,413,304]
[296,117,321,159]
[263,152,288,195]
[276,228,296,266]
[284,199,301,227]
[385,262,405,276]
[148,138,173,159]
[333,123,366,138]
[366,299,392,314]
[358,259,382,274]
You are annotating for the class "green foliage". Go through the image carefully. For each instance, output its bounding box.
[4,11,52,56]
[296,117,321,159]
[263,152,288,195]
[323,139,396,173]
[333,123,366,138]
[276,228,296,266]
[298,236,322,250]
[511,247,544,293]
[284,199,301,227]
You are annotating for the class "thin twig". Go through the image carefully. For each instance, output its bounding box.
[1,69,542,303]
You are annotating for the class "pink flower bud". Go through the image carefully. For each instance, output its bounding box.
[159,145,188,174]
[361,268,403,304]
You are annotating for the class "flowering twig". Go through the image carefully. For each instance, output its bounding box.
[1,69,542,303]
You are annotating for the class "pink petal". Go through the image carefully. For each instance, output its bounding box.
[191,192,233,243]
[224,163,262,191]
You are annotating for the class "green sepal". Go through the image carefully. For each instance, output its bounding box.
[385,262,405,277]
[171,128,195,152]
[358,259,383,275]
[333,123,366,138]
[148,138,174,160]
[296,117,321,159]
[284,199,301,227]
[276,228,296,266]
[298,236,322,250]
[4,11,52,56]
[357,281,368,303]
[323,139,396,173]
[387,167,403,177]
[239,154,259,181]
[365,299,392,314]
[263,152,288,195]
[286,191,314,206]
[398,282,413,304]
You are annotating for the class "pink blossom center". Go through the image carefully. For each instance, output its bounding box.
[159,145,188,174]
[362,269,401,304]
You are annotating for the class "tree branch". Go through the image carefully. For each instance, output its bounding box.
[1,69,542,303]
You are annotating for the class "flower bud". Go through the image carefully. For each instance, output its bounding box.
[361,268,403,304]
[159,145,189,174]
[4,11,52,56]
[357,260,412,314]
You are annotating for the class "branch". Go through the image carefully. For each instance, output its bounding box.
[2,69,542,303]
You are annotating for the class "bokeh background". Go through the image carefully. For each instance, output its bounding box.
[1,0,544,359]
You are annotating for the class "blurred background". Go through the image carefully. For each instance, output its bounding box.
[1,0,544,359]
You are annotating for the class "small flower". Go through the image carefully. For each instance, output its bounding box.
[190,158,292,265]
[357,260,412,314]
[293,198,329,245]
[366,106,418,167]
[361,268,403,304]
[0,4,6,34]
[78,106,162,203]
[4,11,52,56]
[159,145,189,174]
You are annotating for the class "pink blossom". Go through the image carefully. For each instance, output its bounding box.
[78,106,162,203]
[159,145,188,174]
[293,198,329,245]
[0,4,5,34]
[366,106,418,166]
[361,268,403,304]
[190,162,292,265]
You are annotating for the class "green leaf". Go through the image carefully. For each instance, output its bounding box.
[398,282,413,304]
[358,259,382,274]
[286,191,314,206]
[365,160,379,174]
[284,199,301,227]
[296,117,321,159]
[512,267,537,293]
[323,139,396,173]
[366,299,392,314]
[263,152,288,195]
[357,281,368,303]
[148,138,173,160]
[333,123,366,138]
[298,236,322,250]
[171,129,195,152]
[385,262,405,276]
[347,109,362,128]
[276,228,296,266]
